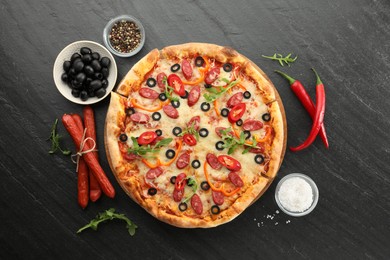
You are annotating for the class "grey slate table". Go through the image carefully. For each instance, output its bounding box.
[1,0,389,259]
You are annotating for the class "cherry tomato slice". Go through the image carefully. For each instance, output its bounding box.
[174,172,187,191]
[167,74,185,96]
[183,133,197,146]
[137,131,158,145]
[217,155,241,171]
[228,103,246,123]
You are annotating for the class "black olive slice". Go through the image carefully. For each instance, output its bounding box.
[172,127,182,136]
[200,181,210,191]
[179,202,188,212]
[199,128,209,138]
[186,178,194,186]
[170,176,177,185]
[148,188,157,196]
[171,100,180,108]
[191,160,201,169]
[195,56,205,67]
[180,90,189,99]
[221,108,229,117]
[119,133,128,142]
[243,130,251,140]
[152,112,161,121]
[223,63,233,72]
[159,93,168,101]
[171,63,180,72]
[243,91,251,99]
[262,113,271,122]
[201,102,211,112]
[166,149,176,159]
[147,78,157,88]
[155,129,163,136]
[216,141,225,151]
[204,83,212,89]
[236,119,243,126]
[211,205,221,214]
[255,154,265,164]
[125,107,136,116]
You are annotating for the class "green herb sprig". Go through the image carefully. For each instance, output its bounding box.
[203,78,239,103]
[220,127,259,155]
[162,77,179,102]
[48,119,71,155]
[127,137,173,158]
[182,177,198,203]
[77,208,137,236]
[261,53,298,67]
[178,121,200,140]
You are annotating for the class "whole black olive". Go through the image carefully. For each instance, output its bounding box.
[100,57,111,68]
[71,79,83,90]
[101,68,109,78]
[84,65,94,77]
[94,72,103,80]
[88,89,95,97]
[61,73,69,82]
[70,53,81,62]
[75,72,86,83]
[72,60,84,72]
[101,79,108,88]
[90,60,101,71]
[81,54,92,64]
[95,87,106,98]
[71,89,80,97]
[85,77,93,87]
[91,52,100,60]
[80,90,89,101]
[68,68,76,77]
[80,47,92,55]
[90,79,102,91]
[63,61,71,72]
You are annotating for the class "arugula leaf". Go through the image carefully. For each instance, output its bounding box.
[178,121,200,140]
[48,119,71,155]
[162,77,179,101]
[203,78,240,103]
[261,53,298,67]
[128,137,173,157]
[220,127,259,154]
[183,177,198,203]
[77,208,137,236]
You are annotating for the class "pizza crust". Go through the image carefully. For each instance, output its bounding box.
[105,43,287,228]
[116,48,160,96]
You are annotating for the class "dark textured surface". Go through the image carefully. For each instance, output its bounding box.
[1,0,389,259]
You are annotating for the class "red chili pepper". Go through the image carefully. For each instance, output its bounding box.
[289,68,326,151]
[275,70,329,149]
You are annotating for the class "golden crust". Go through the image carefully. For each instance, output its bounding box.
[105,43,287,228]
[116,49,160,96]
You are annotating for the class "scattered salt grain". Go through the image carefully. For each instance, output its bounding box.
[278,177,313,212]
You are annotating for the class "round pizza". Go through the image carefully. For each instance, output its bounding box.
[105,43,286,228]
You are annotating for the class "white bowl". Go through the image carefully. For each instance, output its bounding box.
[103,15,145,57]
[275,173,319,217]
[53,40,117,105]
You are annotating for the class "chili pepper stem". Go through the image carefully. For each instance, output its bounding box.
[275,70,296,85]
[311,68,323,85]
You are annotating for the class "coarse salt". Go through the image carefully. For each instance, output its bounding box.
[278,177,313,212]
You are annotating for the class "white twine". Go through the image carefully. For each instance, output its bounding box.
[71,128,98,172]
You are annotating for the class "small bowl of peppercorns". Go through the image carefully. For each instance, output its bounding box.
[103,15,145,57]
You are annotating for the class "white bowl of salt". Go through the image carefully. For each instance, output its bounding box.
[275,173,319,217]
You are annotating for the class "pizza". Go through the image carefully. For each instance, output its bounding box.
[105,43,286,228]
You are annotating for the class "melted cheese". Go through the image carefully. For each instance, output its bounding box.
[124,58,272,216]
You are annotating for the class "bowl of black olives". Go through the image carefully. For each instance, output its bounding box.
[53,40,117,104]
